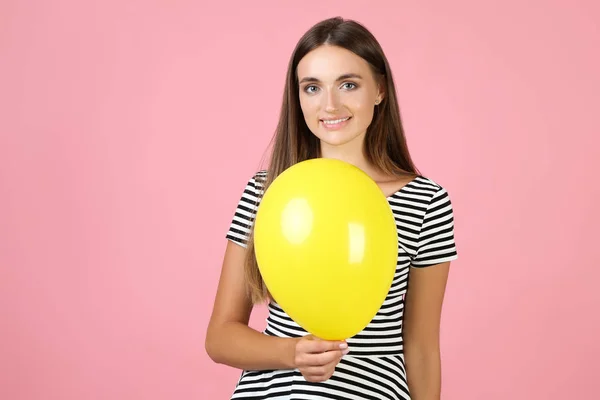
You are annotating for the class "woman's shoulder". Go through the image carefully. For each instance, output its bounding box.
[381,172,445,197]
[249,170,268,186]
[239,170,268,196]
[254,170,268,180]
[396,174,455,208]
[410,174,447,192]
[408,175,456,215]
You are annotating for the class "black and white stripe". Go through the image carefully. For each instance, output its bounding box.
[225,172,458,400]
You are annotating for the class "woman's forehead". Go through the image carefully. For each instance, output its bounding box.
[297,46,371,82]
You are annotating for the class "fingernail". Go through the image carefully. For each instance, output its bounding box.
[339,343,348,349]
[342,349,350,355]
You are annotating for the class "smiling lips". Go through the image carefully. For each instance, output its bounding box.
[320,116,352,130]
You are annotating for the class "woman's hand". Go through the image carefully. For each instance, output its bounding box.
[294,335,349,382]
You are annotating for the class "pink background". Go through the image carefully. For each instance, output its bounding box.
[1,1,599,399]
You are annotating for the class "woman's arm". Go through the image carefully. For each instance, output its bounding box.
[403,261,451,400]
[205,240,347,374]
[205,241,300,371]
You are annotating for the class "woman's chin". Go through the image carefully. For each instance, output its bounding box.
[316,131,365,149]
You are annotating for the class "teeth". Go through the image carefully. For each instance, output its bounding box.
[323,117,350,125]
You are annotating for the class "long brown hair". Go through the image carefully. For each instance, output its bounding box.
[244,16,420,304]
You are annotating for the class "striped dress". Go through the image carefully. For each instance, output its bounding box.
[225,170,458,400]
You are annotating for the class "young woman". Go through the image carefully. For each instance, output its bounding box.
[206,17,458,400]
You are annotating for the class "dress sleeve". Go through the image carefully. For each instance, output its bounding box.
[225,173,264,248]
[411,186,458,267]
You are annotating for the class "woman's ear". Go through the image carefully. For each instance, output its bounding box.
[376,76,385,104]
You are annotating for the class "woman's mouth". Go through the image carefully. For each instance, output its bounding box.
[320,116,352,130]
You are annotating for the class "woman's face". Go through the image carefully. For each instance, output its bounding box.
[297,45,383,150]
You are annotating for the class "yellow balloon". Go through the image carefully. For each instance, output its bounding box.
[254,158,398,340]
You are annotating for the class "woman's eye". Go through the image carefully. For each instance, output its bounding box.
[303,83,356,93]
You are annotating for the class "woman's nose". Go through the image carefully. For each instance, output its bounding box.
[323,90,340,112]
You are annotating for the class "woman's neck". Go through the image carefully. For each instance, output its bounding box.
[320,139,377,178]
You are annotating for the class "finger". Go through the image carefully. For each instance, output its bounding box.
[304,339,348,354]
[303,373,330,383]
[296,350,341,369]
[302,359,340,381]
[302,367,335,382]
[302,365,329,377]
[304,348,347,367]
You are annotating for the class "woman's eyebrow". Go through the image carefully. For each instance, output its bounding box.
[298,73,363,84]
